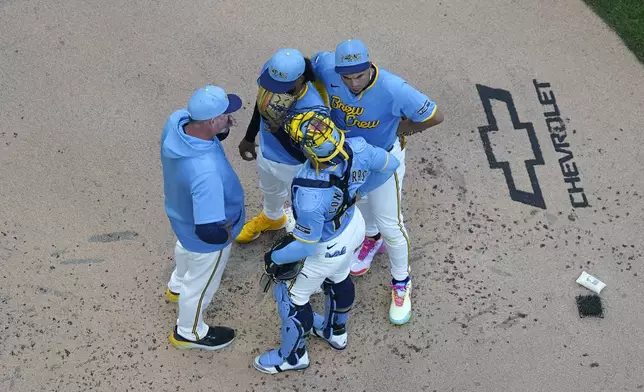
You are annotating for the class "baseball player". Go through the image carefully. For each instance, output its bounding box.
[253,108,400,374]
[310,39,445,325]
[235,48,326,243]
[160,85,245,350]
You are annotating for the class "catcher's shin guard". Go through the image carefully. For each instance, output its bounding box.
[256,282,313,372]
[279,300,313,366]
[313,276,354,350]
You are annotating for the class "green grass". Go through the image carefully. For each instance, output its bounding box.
[584,0,644,63]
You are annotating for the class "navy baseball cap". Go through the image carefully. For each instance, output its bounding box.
[334,39,371,75]
[187,85,242,121]
[258,48,306,93]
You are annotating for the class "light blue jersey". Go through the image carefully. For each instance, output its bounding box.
[161,109,246,253]
[271,137,399,264]
[311,51,437,150]
[258,62,326,165]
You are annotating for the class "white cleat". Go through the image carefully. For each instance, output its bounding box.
[312,328,348,351]
[350,236,386,277]
[253,350,310,374]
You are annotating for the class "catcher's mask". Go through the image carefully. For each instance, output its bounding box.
[284,108,349,172]
[256,86,297,129]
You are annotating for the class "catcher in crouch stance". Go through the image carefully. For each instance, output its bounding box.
[253,107,400,374]
[235,48,325,243]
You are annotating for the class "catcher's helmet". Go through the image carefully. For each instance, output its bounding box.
[284,107,349,171]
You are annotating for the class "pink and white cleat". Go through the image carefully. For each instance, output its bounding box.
[350,236,386,277]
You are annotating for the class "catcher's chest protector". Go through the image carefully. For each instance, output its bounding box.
[291,145,355,231]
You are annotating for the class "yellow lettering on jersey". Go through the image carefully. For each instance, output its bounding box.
[330,96,363,116]
[346,115,380,129]
[330,95,381,129]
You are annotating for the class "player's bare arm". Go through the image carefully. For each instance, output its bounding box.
[238,103,261,161]
[397,106,444,137]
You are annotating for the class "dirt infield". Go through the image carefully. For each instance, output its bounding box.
[1,0,644,391]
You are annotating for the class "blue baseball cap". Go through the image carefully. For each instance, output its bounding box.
[187,85,242,121]
[258,48,306,93]
[334,39,371,75]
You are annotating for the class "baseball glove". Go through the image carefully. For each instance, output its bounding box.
[263,233,304,281]
[256,233,305,301]
[256,86,297,129]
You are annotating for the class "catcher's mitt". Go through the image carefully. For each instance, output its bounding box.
[257,233,305,299]
[256,86,297,129]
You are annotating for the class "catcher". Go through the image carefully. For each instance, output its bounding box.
[235,48,325,243]
[253,107,400,374]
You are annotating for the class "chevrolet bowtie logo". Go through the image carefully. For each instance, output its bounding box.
[476,84,546,209]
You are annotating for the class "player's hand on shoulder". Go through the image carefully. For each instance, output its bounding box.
[311,51,334,73]
[312,51,330,63]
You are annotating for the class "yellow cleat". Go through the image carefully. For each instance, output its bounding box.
[166,288,179,303]
[235,211,287,243]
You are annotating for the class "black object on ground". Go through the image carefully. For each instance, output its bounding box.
[576,294,604,318]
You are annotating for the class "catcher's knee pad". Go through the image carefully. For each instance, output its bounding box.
[329,276,355,310]
[275,283,313,365]
[319,276,354,338]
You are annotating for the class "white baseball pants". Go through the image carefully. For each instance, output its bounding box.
[289,208,366,306]
[167,240,231,341]
[356,137,411,281]
[256,148,303,221]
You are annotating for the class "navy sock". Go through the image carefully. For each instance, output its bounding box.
[392,276,410,285]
